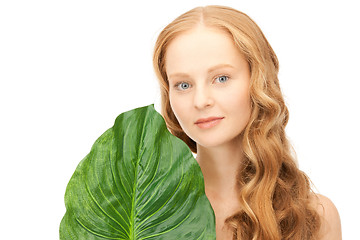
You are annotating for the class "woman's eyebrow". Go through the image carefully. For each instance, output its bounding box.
[168,63,235,79]
[207,63,235,73]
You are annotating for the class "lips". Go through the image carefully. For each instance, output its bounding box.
[195,117,224,129]
[195,117,224,124]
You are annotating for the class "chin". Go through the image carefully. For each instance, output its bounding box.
[191,131,243,150]
[192,136,228,149]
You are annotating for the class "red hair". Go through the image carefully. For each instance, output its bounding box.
[153,5,321,239]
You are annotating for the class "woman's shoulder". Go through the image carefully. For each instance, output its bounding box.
[310,193,342,240]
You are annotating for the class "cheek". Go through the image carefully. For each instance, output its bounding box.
[223,86,252,118]
[222,83,250,104]
[169,93,188,124]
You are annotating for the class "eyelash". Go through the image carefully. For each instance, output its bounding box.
[174,75,230,91]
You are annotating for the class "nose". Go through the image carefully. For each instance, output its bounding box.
[193,86,214,110]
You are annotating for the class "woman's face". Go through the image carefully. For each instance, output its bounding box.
[165,25,252,149]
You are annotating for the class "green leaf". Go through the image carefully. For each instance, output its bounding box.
[60,104,216,240]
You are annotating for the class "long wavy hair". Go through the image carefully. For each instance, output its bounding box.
[153,5,321,240]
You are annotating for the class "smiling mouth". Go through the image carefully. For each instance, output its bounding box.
[195,117,224,129]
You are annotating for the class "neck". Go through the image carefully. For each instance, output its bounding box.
[195,136,244,200]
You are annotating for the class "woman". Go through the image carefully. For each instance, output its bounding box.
[153,5,341,240]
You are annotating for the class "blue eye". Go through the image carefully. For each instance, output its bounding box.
[215,75,229,83]
[176,82,190,90]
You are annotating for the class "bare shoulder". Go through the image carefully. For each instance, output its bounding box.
[310,193,342,240]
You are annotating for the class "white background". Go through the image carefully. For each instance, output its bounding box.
[1,0,359,239]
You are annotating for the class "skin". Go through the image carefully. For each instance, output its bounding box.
[164,24,341,239]
[166,24,251,239]
[313,194,342,239]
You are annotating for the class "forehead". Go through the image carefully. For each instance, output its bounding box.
[165,26,244,75]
